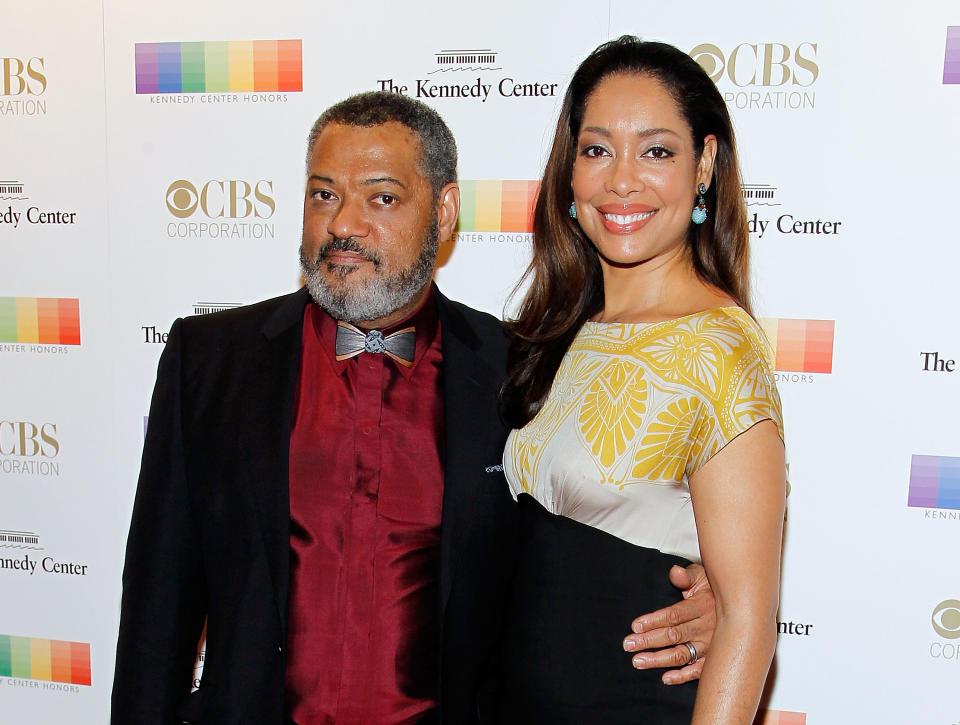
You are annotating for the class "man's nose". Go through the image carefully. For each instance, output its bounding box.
[327,197,370,239]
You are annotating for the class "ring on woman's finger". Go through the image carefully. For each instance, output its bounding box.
[682,641,698,665]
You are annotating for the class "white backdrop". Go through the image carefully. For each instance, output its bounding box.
[2,1,959,722]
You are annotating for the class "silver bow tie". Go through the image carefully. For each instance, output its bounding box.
[335,321,415,367]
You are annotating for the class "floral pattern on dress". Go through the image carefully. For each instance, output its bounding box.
[508,307,784,496]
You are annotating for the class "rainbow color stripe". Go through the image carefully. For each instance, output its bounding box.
[757,711,806,725]
[945,27,960,84]
[135,40,302,94]
[0,297,80,345]
[458,180,539,232]
[909,455,960,509]
[0,635,91,686]
[759,318,834,373]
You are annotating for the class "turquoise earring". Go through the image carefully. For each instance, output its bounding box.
[691,183,707,224]
[569,203,577,219]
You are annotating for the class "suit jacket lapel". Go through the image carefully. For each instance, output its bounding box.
[241,287,310,637]
[436,291,502,620]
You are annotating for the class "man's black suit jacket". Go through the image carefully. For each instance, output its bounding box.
[111,287,518,724]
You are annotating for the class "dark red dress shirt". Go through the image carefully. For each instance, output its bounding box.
[284,292,445,724]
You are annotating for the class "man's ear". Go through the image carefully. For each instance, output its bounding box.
[436,182,460,243]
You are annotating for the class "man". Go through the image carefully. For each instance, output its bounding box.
[112,92,715,724]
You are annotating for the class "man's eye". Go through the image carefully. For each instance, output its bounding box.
[312,189,335,201]
[377,194,397,205]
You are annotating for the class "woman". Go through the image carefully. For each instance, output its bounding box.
[498,37,786,723]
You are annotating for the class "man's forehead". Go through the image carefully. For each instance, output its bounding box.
[313,122,419,159]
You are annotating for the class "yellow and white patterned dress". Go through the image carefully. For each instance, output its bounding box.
[503,307,784,563]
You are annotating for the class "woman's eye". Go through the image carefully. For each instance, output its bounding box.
[645,145,674,159]
[581,145,608,158]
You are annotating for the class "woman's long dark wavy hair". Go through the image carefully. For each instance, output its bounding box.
[501,36,751,429]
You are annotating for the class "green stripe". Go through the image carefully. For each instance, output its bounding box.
[457,180,476,231]
[0,635,11,677]
[181,42,205,92]
[205,41,229,91]
[0,297,18,342]
[10,636,30,678]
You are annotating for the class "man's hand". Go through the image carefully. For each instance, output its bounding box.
[622,563,716,685]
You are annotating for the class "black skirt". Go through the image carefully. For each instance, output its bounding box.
[495,494,697,724]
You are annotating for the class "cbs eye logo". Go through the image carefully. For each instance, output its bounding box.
[932,599,960,639]
[165,179,275,219]
[689,42,819,87]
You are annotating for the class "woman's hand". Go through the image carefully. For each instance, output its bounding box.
[623,563,716,684]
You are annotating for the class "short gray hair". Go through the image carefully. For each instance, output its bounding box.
[306,91,457,199]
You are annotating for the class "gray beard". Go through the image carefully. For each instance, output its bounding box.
[299,215,439,324]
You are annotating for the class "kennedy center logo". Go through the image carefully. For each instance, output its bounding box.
[0,297,80,352]
[136,40,301,104]
[743,183,843,242]
[377,48,559,103]
[0,634,91,687]
[0,180,79,231]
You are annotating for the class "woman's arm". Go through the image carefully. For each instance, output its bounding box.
[688,419,786,724]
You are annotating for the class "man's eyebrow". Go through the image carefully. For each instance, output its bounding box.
[361,176,406,189]
[306,174,407,189]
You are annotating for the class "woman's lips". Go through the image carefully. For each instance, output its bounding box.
[595,204,657,233]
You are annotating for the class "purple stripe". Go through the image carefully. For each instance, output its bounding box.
[908,455,941,508]
[135,43,159,93]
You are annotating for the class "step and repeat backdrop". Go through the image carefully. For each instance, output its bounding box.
[2,0,959,722]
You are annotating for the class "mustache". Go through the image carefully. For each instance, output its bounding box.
[317,236,382,267]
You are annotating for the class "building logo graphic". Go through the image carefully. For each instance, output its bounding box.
[456,180,539,233]
[0,298,80,345]
[742,183,780,206]
[135,40,302,94]
[945,27,960,84]
[0,528,89,576]
[0,530,41,549]
[744,182,841,239]
[0,180,26,200]
[757,712,806,725]
[0,179,78,230]
[193,302,241,315]
[908,455,960,510]
[431,49,500,73]
[0,634,91,686]
[759,318,834,373]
